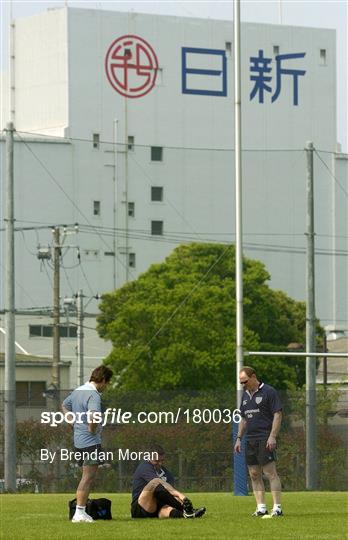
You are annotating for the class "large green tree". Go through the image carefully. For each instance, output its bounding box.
[97,243,318,392]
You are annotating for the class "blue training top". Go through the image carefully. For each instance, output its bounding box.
[131,461,175,503]
[239,382,282,440]
[62,381,102,448]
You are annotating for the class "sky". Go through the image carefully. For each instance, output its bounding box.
[0,0,347,151]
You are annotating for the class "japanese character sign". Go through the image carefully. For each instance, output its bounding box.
[105,35,159,98]
[182,47,227,96]
[250,50,306,105]
[104,36,307,105]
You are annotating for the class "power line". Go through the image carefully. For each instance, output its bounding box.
[62,265,75,296]
[41,259,53,288]
[68,321,100,332]
[16,132,133,279]
[15,130,307,153]
[315,149,348,199]
[0,223,78,233]
[78,261,96,297]
[77,223,343,240]
[129,152,207,239]
[13,130,346,156]
[112,244,233,384]
[5,221,348,241]
[0,261,37,307]
[77,227,348,256]
[148,244,232,346]
[19,229,37,256]
[3,134,346,346]
[15,133,233,289]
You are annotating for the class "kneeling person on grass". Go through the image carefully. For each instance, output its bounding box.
[62,364,113,523]
[131,445,205,519]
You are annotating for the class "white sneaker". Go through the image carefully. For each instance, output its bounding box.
[262,509,283,518]
[72,511,94,523]
[270,509,284,517]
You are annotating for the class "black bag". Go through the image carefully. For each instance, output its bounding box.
[69,498,112,520]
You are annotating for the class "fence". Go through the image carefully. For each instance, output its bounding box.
[0,386,347,493]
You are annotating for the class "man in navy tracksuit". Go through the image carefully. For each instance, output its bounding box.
[234,366,283,518]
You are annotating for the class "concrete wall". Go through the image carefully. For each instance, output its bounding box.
[12,8,69,135]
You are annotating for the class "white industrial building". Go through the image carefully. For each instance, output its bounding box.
[0,7,347,389]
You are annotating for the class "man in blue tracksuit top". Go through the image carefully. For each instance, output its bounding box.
[62,364,113,523]
[234,366,283,518]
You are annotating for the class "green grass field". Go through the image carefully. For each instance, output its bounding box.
[0,492,347,539]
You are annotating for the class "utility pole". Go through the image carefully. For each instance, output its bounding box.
[39,225,79,396]
[52,227,62,492]
[76,290,84,386]
[305,141,317,490]
[52,227,61,405]
[4,121,16,492]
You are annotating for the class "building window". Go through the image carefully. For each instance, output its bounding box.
[273,45,279,55]
[29,325,42,337]
[151,220,163,236]
[16,381,46,407]
[59,325,77,338]
[151,146,163,162]
[128,252,136,268]
[225,42,232,56]
[83,249,99,260]
[29,324,77,338]
[151,186,163,202]
[128,135,134,151]
[93,133,100,149]
[320,49,327,65]
[93,200,101,216]
[128,202,135,217]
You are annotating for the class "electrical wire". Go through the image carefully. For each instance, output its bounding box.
[113,244,233,383]
[68,321,100,332]
[41,260,53,288]
[15,129,345,155]
[79,261,96,297]
[129,152,203,239]
[19,229,37,256]
[4,134,347,346]
[5,221,348,241]
[315,149,348,199]
[62,265,75,296]
[15,130,303,152]
[77,227,348,256]
[0,262,38,307]
[16,132,133,278]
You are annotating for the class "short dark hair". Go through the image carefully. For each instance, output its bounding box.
[148,443,165,457]
[240,366,256,378]
[90,365,113,383]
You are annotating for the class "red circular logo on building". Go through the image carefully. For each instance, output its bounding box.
[105,35,159,98]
